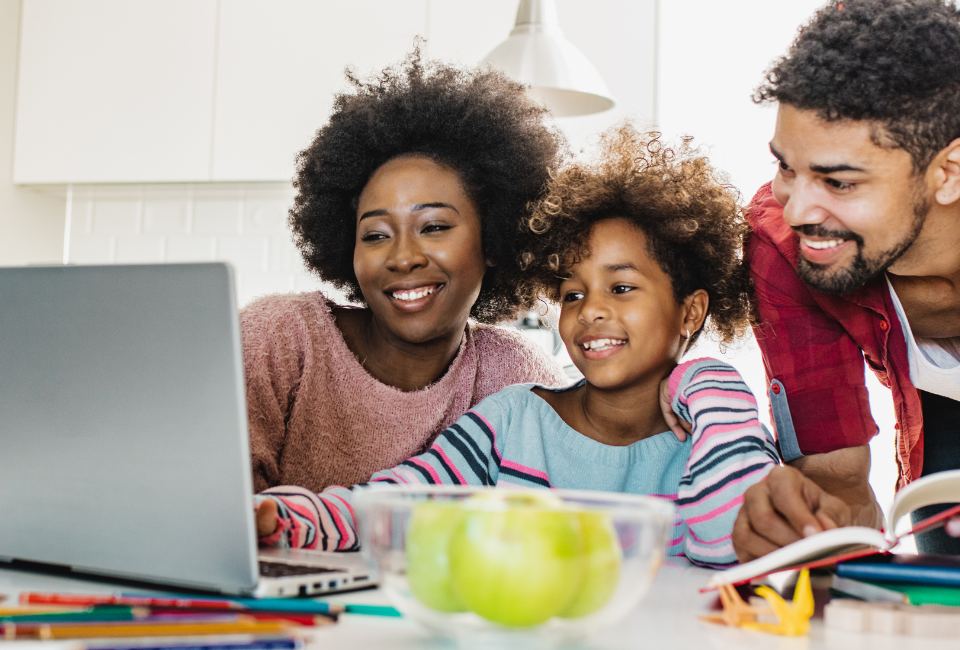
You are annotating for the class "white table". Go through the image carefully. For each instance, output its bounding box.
[0,561,955,650]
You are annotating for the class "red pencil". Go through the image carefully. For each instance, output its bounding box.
[148,609,333,627]
[20,593,243,610]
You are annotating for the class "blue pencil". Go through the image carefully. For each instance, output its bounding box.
[85,638,301,650]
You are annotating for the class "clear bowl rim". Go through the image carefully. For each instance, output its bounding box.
[353,484,677,519]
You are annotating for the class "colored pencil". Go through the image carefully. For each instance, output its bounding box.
[0,606,89,615]
[0,607,139,623]
[121,595,344,615]
[3,619,293,640]
[342,604,401,617]
[148,609,333,627]
[22,594,244,610]
[22,593,345,616]
[85,637,301,650]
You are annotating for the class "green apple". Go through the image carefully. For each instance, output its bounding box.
[560,511,621,618]
[448,492,584,627]
[406,501,468,613]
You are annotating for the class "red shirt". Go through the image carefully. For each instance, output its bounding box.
[747,183,922,488]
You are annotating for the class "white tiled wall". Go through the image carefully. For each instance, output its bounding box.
[65,183,346,307]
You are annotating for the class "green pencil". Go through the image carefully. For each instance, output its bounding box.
[342,604,402,617]
[0,606,138,623]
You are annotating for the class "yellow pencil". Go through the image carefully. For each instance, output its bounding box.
[8,618,293,640]
[0,606,88,615]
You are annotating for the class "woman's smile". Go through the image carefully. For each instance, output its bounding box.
[386,282,445,311]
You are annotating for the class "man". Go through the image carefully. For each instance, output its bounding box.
[733,0,960,560]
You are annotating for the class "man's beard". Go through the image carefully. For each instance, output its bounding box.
[795,192,929,295]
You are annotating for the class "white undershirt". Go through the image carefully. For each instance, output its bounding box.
[886,275,960,401]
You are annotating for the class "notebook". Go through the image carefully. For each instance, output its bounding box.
[707,468,960,588]
[0,263,373,597]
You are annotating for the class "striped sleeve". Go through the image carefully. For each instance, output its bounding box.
[257,394,509,550]
[670,358,780,568]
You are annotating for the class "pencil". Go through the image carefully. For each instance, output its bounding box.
[23,593,345,616]
[84,637,302,650]
[148,609,335,626]
[0,607,139,623]
[4,618,293,640]
[0,606,89,615]
[342,604,402,617]
[21,593,244,610]
[119,595,344,615]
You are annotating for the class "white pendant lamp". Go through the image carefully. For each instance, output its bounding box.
[483,0,615,117]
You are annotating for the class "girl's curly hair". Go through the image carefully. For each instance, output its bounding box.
[521,124,752,346]
[289,47,566,323]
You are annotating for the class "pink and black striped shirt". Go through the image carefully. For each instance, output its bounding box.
[258,357,779,567]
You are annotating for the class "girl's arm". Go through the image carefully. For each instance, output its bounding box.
[670,358,780,567]
[256,399,508,550]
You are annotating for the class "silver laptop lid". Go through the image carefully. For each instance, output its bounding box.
[0,263,259,594]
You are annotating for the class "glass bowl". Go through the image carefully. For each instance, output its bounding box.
[353,485,676,649]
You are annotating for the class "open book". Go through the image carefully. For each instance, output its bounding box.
[707,469,960,588]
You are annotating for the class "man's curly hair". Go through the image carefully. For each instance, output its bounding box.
[289,48,566,323]
[521,125,751,346]
[755,0,960,172]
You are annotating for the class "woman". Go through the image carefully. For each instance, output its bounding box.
[243,50,568,494]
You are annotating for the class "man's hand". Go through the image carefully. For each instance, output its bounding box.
[659,376,692,442]
[256,497,279,538]
[732,445,883,563]
[732,465,851,562]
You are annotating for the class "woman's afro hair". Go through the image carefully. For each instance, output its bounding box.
[755,0,960,172]
[289,47,566,323]
[521,124,752,347]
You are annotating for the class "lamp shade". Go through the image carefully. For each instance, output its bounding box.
[482,0,615,117]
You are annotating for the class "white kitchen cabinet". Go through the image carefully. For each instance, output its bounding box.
[210,0,427,182]
[12,0,655,185]
[13,0,219,184]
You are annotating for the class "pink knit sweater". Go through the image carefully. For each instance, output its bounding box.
[241,292,568,493]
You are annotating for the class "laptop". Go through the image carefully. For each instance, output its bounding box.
[0,263,374,597]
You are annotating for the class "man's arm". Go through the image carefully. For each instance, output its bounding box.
[733,186,883,561]
[732,445,883,562]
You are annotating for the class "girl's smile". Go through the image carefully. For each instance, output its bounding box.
[578,336,628,360]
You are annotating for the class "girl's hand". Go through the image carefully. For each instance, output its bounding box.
[659,376,692,442]
[256,497,279,538]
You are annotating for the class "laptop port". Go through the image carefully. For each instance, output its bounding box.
[313,582,323,589]
[355,575,369,581]
[299,585,308,597]
[328,580,337,589]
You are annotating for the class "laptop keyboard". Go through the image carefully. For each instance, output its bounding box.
[259,561,344,578]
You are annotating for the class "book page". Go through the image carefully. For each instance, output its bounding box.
[707,526,887,587]
[888,469,960,532]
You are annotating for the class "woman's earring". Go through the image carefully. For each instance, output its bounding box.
[685,329,691,339]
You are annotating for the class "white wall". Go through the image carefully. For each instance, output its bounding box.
[51,0,658,308]
[658,0,902,529]
[0,0,63,266]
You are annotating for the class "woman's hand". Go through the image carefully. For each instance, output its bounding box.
[256,497,279,538]
[659,376,692,442]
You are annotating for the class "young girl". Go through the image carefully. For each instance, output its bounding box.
[256,125,780,567]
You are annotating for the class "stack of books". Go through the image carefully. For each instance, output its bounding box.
[829,554,960,607]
